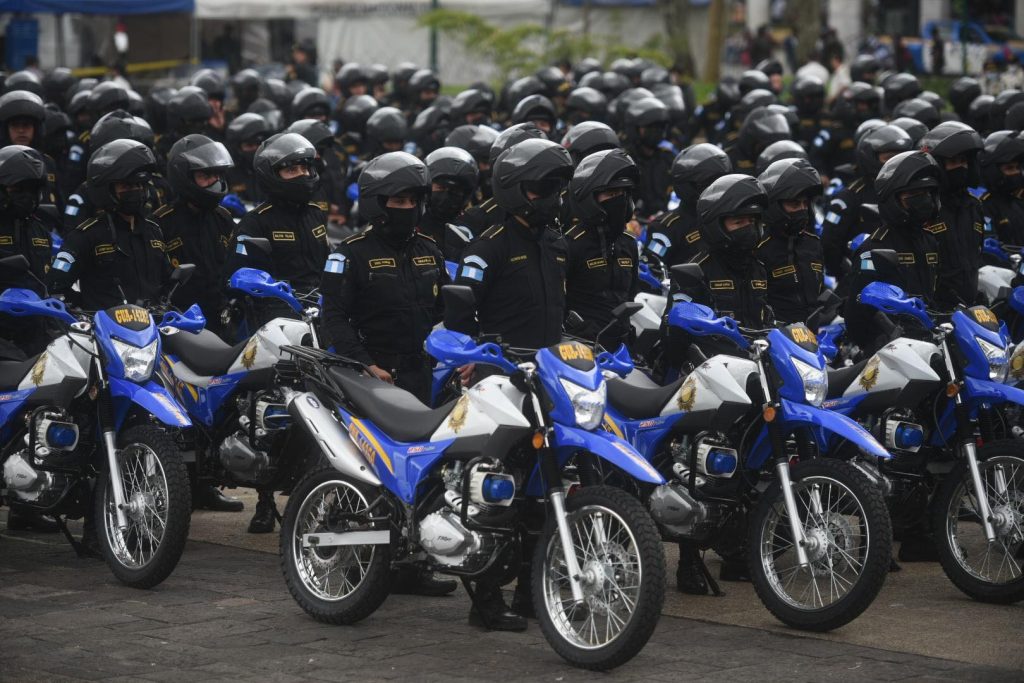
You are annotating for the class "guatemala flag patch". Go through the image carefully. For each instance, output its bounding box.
[648,234,671,258]
[235,234,251,255]
[460,255,488,282]
[52,251,74,272]
[324,252,346,274]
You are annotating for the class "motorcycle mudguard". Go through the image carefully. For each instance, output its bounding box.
[964,376,1024,407]
[552,423,665,485]
[782,399,890,460]
[109,378,192,430]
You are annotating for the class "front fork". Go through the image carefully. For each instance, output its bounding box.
[95,358,129,531]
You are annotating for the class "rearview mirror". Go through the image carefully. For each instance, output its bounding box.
[171,263,196,285]
[241,237,272,255]
[0,254,30,273]
[669,263,704,291]
[442,284,476,311]
[612,301,643,322]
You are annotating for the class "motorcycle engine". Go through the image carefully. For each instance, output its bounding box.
[219,390,289,484]
[2,451,68,507]
[2,409,77,507]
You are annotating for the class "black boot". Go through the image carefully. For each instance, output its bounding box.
[676,541,709,595]
[195,485,244,513]
[79,517,102,559]
[6,508,60,532]
[468,585,527,632]
[510,581,535,618]
[391,566,457,596]
[247,491,277,534]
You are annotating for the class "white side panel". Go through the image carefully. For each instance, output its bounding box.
[978,266,1015,306]
[660,355,755,417]
[429,376,530,442]
[631,293,666,336]
[842,338,942,399]
[18,333,91,392]
[226,318,311,375]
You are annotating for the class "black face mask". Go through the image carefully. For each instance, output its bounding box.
[428,189,466,222]
[523,192,561,229]
[904,192,938,226]
[599,193,634,229]
[115,187,146,215]
[943,166,970,192]
[240,151,256,169]
[782,208,810,235]
[4,188,38,218]
[997,171,1024,194]
[638,126,665,148]
[379,206,419,243]
[725,222,760,251]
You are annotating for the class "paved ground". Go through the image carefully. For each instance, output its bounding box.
[2,503,1023,682]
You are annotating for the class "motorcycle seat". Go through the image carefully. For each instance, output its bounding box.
[328,366,457,442]
[162,329,249,377]
[607,371,686,420]
[826,359,867,399]
[0,355,39,390]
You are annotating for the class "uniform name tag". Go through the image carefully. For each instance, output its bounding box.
[312,225,327,239]
[164,237,183,251]
[810,262,823,272]
[685,231,701,243]
[413,255,436,266]
[150,240,164,250]
[586,257,607,269]
[272,231,295,241]
[617,257,633,267]
[0,236,12,245]
[771,265,796,278]
[751,280,767,290]
[31,238,48,247]
[369,258,396,269]
[710,279,734,290]
[510,254,527,263]
[926,253,938,264]
[95,244,115,256]
[555,255,566,263]
[898,253,916,264]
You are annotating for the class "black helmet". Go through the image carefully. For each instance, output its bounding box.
[697,173,767,252]
[334,63,368,98]
[949,77,982,118]
[569,148,638,226]
[425,146,479,195]
[365,64,389,92]
[732,88,778,125]
[596,71,631,99]
[358,151,430,226]
[5,70,42,96]
[390,62,419,103]
[979,130,1024,191]
[535,65,571,99]
[564,87,607,125]
[992,90,1024,128]
[875,150,941,228]
[624,96,669,148]
[791,76,825,118]
[338,94,379,136]
[231,69,262,111]
[856,124,914,180]
[919,121,983,190]
[891,97,940,129]
[511,94,557,128]
[491,138,573,222]
[0,145,44,217]
[69,89,92,123]
[759,157,822,229]
[609,87,655,129]
[652,83,688,129]
[755,139,808,176]
[854,118,887,145]
[882,72,922,112]
[671,143,732,206]
[253,132,319,203]
[286,118,335,151]
[919,90,945,113]
[505,75,546,112]
[445,124,500,166]
[968,94,995,136]
[68,78,97,99]
[611,58,645,84]
[889,116,929,146]
[450,88,492,126]
[124,90,144,118]
[190,69,226,101]
[0,88,44,146]
[262,78,293,113]
[168,85,213,133]
[561,121,620,166]
[144,86,175,134]
[227,112,272,150]
[756,58,784,77]
[87,139,157,211]
[167,134,234,209]
[91,110,154,150]
[409,69,440,105]
[42,68,75,107]
[739,69,772,95]
[837,81,882,126]
[573,58,603,82]
[410,105,451,155]
[1006,102,1024,132]
[365,106,408,149]
[87,81,130,118]
[291,87,330,122]
[737,106,790,160]
[489,122,545,166]
[714,78,742,112]
[850,54,880,84]
[641,66,671,89]
[42,104,71,158]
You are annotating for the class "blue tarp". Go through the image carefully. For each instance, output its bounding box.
[0,0,193,13]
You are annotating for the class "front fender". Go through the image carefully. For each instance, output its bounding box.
[109,378,192,430]
[964,376,1024,407]
[552,423,666,485]
[780,398,890,460]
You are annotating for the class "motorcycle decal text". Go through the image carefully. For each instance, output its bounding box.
[557,343,593,362]
[113,307,150,326]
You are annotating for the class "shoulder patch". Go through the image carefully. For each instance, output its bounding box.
[76,217,99,231]
[981,192,991,201]
[849,179,864,192]
[215,205,233,220]
[663,213,680,227]
[416,231,437,243]
[153,204,175,219]
[685,231,701,244]
[924,222,947,235]
[481,225,505,239]
[256,203,274,214]
[342,232,367,244]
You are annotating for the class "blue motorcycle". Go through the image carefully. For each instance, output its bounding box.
[277,289,666,670]
[602,281,894,631]
[0,256,192,588]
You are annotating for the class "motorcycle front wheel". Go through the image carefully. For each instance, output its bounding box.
[94,425,191,589]
[931,441,1024,603]
[748,458,892,632]
[533,485,665,671]
[280,467,392,624]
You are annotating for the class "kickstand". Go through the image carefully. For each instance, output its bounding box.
[54,516,90,558]
[460,577,496,630]
[698,552,724,597]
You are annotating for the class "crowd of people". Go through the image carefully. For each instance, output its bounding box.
[0,47,1014,627]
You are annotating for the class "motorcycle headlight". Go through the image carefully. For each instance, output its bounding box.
[1008,341,1024,383]
[111,338,158,381]
[559,378,606,431]
[792,357,828,407]
[977,337,1009,382]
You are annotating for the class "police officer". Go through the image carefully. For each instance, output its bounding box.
[790,76,829,154]
[226,132,329,534]
[286,118,349,227]
[449,138,573,630]
[755,140,809,176]
[623,97,674,218]
[673,173,772,592]
[646,144,732,269]
[918,122,985,309]
[689,79,740,147]
[420,146,479,262]
[564,148,640,347]
[445,124,499,205]
[756,158,825,324]
[225,113,272,206]
[724,106,791,175]
[0,90,59,208]
[46,139,171,310]
[814,82,881,178]
[844,151,942,353]
[821,125,914,279]
[979,130,1024,244]
[157,86,214,162]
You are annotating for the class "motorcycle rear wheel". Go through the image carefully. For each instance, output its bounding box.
[280,467,392,624]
